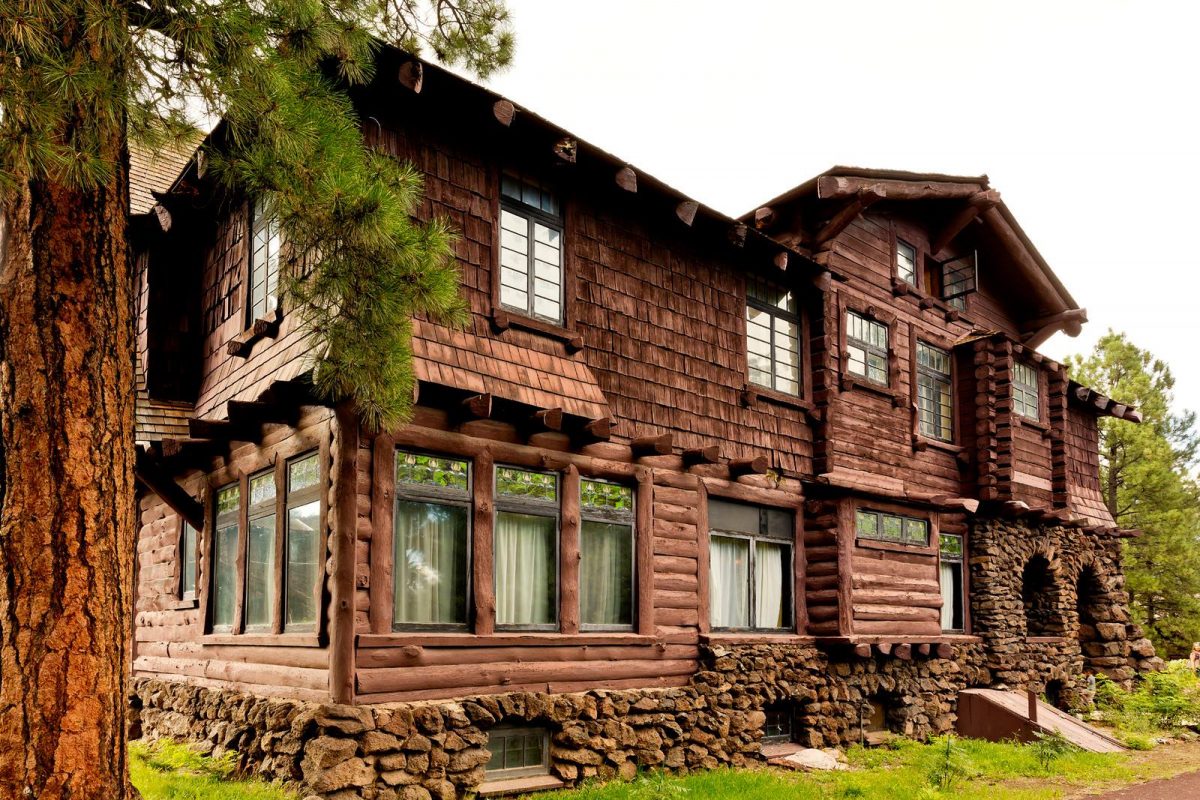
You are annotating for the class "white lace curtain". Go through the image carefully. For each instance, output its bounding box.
[495,511,556,626]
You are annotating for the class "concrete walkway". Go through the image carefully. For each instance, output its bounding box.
[1089,770,1200,799]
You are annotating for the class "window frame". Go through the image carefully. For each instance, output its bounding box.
[497,173,566,326]
[283,452,324,633]
[177,518,200,603]
[485,726,551,780]
[578,478,636,633]
[938,532,966,633]
[493,465,561,632]
[391,450,474,633]
[242,467,279,634]
[1012,360,1042,421]
[915,340,954,443]
[895,238,918,286]
[843,307,894,389]
[745,275,806,398]
[209,481,243,634]
[707,498,796,634]
[853,502,938,556]
[247,196,282,328]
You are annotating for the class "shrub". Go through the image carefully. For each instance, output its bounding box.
[925,735,975,791]
[1029,730,1077,769]
[1125,664,1200,727]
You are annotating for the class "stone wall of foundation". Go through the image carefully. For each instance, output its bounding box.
[131,640,989,799]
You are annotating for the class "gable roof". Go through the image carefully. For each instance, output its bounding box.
[129,135,204,215]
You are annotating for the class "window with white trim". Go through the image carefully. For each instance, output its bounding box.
[746,276,802,396]
[499,175,563,324]
[708,499,794,631]
[846,311,889,386]
[855,509,929,547]
[1012,361,1040,420]
[916,342,953,442]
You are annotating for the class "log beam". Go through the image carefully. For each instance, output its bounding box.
[893,643,912,661]
[459,393,494,422]
[631,433,672,458]
[728,455,768,477]
[398,60,424,93]
[676,200,699,226]
[493,100,516,126]
[682,446,720,468]
[577,416,615,443]
[935,643,954,660]
[813,187,883,246]
[134,450,203,529]
[529,407,564,433]
[753,206,776,230]
[930,189,1000,256]
[1021,308,1088,348]
[615,166,637,193]
[981,206,1069,312]
[853,643,872,659]
[817,175,986,202]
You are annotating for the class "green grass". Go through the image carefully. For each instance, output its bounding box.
[130,740,299,800]
[528,737,1178,800]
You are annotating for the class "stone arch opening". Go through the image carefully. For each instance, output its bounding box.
[855,692,906,746]
[1044,679,1066,711]
[1076,563,1110,674]
[1022,555,1063,637]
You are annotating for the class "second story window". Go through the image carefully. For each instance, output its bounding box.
[708,499,794,631]
[846,311,889,386]
[499,175,563,324]
[916,342,953,442]
[896,240,917,285]
[393,452,471,629]
[746,277,801,396]
[248,197,281,324]
[1012,361,1040,420]
[211,484,240,631]
[494,467,559,629]
[580,480,635,630]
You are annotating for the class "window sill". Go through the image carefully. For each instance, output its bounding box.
[1013,416,1051,436]
[200,632,321,647]
[741,383,815,415]
[912,436,964,456]
[357,632,659,648]
[225,308,283,358]
[169,597,199,611]
[477,775,565,797]
[856,538,936,556]
[703,632,813,645]
[840,375,903,406]
[491,309,584,352]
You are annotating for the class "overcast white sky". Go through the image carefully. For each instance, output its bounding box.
[459,0,1200,415]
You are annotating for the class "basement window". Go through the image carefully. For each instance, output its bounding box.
[846,311,889,386]
[856,509,929,547]
[762,703,797,743]
[486,726,550,779]
[746,276,802,396]
[500,174,563,324]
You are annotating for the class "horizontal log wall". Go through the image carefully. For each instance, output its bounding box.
[132,410,334,702]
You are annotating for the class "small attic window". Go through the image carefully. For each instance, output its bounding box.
[896,240,917,285]
[1013,361,1040,420]
[499,174,563,325]
[248,197,281,325]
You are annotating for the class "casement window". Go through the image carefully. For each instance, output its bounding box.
[494,467,559,629]
[486,727,549,779]
[896,240,917,285]
[845,311,889,386]
[746,276,802,396]
[939,533,965,632]
[1012,361,1040,420]
[580,480,635,630]
[179,521,199,601]
[499,175,563,324]
[916,342,953,442]
[392,452,471,629]
[855,509,930,547]
[248,197,282,324]
[708,499,794,631]
[211,484,240,631]
[284,454,321,630]
[244,470,277,631]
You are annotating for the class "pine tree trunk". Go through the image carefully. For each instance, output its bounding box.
[0,152,136,797]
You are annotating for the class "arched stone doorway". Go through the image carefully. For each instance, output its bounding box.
[1022,555,1063,637]
[1076,564,1109,673]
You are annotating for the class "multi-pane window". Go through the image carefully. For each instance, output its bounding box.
[244,470,277,631]
[499,175,563,324]
[939,533,965,632]
[846,311,889,385]
[580,480,635,629]
[708,499,794,630]
[916,342,953,442]
[855,509,930,547]
[211,484,240,631]
[179,521,198,600]
[285,454,321,630]
[486,727,549,779]
[896,240,917,284]
[494,467,559,629]
[762,704,796,743]
[248,197,281,323]
[746,277,802,395]
[393,452,471,629]
[1012,361,1040,420]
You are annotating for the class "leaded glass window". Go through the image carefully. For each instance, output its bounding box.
[494,467,558,629]
[580,480,634,629]
[499,175,563,324]
[846,311,889,386]
[1013,361,1040,420]
[856,509,930,547]
[248,197,281,323]
[393,451,471,629]
[917,342,953,442]
[746,276,802,396]
[708,499,794,631]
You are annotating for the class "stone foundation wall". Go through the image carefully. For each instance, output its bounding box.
[132,640,988,799]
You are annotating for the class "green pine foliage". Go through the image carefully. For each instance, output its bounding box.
[1067,332,1200,657]
[0,0,514,431]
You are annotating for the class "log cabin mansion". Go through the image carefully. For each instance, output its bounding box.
[129,49,1160,798]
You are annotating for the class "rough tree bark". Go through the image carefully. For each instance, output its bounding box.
[0,151,136,796]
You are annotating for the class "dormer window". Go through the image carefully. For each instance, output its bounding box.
[846,311,889,386]
[1012,361,1040,420]
[746,277,801,396]
[248,197,281,324]
[896,240,917,285]
[499,175,563,324]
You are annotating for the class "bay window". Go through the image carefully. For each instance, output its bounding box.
[393,452,471,629]
[494,467,559,629]
[580,480,635,629]
[708,499,794,631]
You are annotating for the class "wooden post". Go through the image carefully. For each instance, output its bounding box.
[631,433,672,458]
[636,468,655,636]
[793,502,808,635]
[472,449,496,635]
[1027,689,1039,723]
[836,500,854,636]
[329,401,360,705]
[370,434,396,634]
[560,466,581,634]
